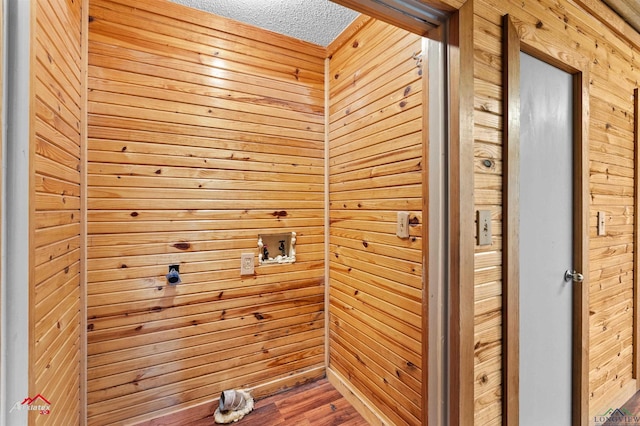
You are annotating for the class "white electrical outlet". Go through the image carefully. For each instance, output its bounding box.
[240,253,254,275]
[396,211,410,239]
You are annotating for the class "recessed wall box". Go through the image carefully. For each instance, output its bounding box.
[258,232,296,265]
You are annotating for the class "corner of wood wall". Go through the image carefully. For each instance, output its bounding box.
[327,368,394,426]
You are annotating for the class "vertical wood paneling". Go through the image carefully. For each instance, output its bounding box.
[31,0,84,423]
[328,19,425,425]
[86,0,326,423]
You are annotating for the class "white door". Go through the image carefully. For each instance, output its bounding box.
[519,52,574,425]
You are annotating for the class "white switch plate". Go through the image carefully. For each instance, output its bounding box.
[597,211,606,236]
[240,253,254,275]
[478,210,492,246]
[396,211,410,239]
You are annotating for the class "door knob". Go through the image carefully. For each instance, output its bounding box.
[564,270,584,283]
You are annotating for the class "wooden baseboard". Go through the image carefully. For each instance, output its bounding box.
[327,368,393,426]
[130,367,326,426]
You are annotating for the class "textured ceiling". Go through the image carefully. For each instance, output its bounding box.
[168,0,360,46]
[167,0,640,45]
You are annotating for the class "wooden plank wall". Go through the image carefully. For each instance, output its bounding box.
[327,19,425,425]
[472,3,505,424]
[472,0,640,422]
[85,0,326,423]
[31,0,85,423]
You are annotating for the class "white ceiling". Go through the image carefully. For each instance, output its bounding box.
[168,0,360,46]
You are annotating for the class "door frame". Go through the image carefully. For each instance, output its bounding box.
[330,1,474,425]
[502,14,590,425]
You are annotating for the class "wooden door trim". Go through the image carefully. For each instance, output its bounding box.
[634,89,640,391]
[330,0,454,37]
[502,14,520,426]
[422,34,431,426]
[329,2,473,425]
[573,62,590,426]
[502,14,590,426]
[80,0,89,423]
[448,3,475,425]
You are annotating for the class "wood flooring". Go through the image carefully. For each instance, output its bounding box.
[186,379,369,426]
[601,390,640,425]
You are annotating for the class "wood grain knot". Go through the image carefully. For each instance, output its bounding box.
[173,242,191,250]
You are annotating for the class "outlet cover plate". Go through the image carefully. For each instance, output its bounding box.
[396,211,410,239]
[478,210,492,246]
[597,211,606,236]
[240,253,254,275]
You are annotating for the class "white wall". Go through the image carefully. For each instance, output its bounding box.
[1,0,30,424]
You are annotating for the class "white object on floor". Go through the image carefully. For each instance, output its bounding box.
[214,389,254,424]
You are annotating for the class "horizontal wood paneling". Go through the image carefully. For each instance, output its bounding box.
[31,0,84,423]
[86,0,326,423]
[474,0,640,422]
[328,18,424,426]
[27,0,640,424]
[472,9,504,425]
